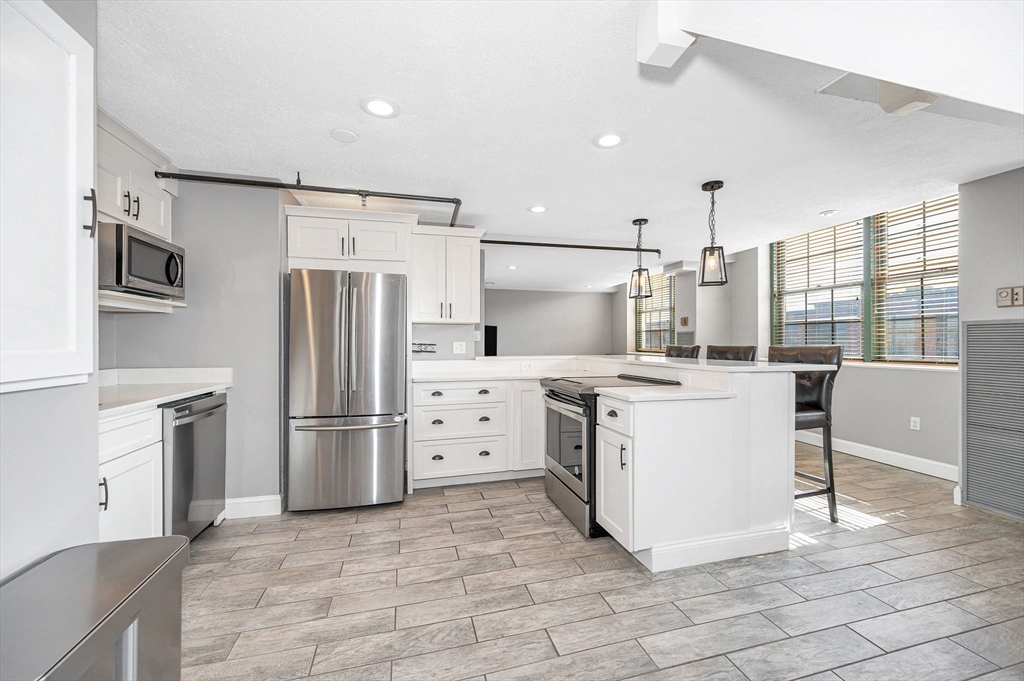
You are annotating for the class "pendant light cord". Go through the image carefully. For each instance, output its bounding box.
[708,189,717,247]
[636,224,643,269]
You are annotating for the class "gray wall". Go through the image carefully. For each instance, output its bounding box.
[485,289,615,356]
[728,247,760,347]
[610,283,628,354]
[0,0,99,581]
[99,312,117,369]
[959,167,1024,324]
[694,279,732,349]
[114,184,283,500]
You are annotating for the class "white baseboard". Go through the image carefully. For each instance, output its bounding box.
[633,526,791,573]
[225,494,283,519]
[411,469,544,490]
[795,432,959,482]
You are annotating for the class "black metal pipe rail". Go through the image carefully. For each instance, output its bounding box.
[153,171,463,227]
[481,238,661,258]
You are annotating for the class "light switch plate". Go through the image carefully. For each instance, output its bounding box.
[474,330,482,342]
[997,287,1013,307]
[452,341,467,354]
[910,416,920,431]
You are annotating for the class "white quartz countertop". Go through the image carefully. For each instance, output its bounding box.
[412,371,587,383]
[98,368,232,419]
[586,355,838,373]
[595,384,736,402]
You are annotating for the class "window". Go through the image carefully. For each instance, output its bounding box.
[635,273,675,351]
[771,194,959,364]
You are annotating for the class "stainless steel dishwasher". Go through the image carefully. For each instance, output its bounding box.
[162,393,227,540]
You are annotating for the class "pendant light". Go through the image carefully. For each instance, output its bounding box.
[628,218,653,299]
[698,180,728,286]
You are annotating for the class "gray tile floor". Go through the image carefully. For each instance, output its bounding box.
[182,443,1024,680]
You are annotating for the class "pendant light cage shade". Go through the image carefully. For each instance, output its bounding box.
[698,245,728,286]
[629,267,653,299]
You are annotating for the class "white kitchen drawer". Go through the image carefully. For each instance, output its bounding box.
[413,403,506,441]
[413,382,507,406]
[99,409,162,465]
[597,397,633,437]
[414,436,507,479]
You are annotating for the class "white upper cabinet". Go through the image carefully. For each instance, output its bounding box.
[349,220,409,261]
[288,215,349,260]
[285,206,416,264]
[0,0,94,393]
[96,109,176,241]
[410,227,483,324]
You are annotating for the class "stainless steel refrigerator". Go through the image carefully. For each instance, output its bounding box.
[287,269,407,511]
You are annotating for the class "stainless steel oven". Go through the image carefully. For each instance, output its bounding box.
[544,394,588,501]
[98,222,185,300]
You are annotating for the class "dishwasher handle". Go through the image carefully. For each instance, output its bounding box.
[172,403,227,427]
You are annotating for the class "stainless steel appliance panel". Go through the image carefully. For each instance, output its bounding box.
[98,222,185,300]
[287,415,405,511]
[348,272,407,417]
[163,393,227,540]
[544,396,588,501]
[289,269,348,418]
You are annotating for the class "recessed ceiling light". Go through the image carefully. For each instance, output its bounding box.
[585,285,593,289]
[593,132,626,148]
[330,129,357,143]
[528,205,547,213]
[507,265,517,270]
[359,97,400,118]
[820,209,838,217]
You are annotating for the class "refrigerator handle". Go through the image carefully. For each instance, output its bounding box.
[349,285,357,390]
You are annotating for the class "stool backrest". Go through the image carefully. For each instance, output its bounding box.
[768,345,844,420]
[665,345,700,358]
[706,345,757,361]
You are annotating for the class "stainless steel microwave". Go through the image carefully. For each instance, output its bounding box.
[98,223,185,300]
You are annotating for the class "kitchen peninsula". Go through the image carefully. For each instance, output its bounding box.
[411,355,836,572]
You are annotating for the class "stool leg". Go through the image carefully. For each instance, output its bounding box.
[823,424,838,523]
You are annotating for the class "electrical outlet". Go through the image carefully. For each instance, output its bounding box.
[1014,286,1024,306]
[680,316,689,327]
[474,330,482,342]
[997,287,1013,307]
[910,416,921,431]
[452,341,466,355]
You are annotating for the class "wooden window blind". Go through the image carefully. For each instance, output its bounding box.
[771,220,864,357]
[635,273,675,351]
[871,195,959,362]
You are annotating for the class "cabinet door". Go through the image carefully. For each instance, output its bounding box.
[98,442,163,542]
[129,163,172,241]
[512,381,545,470]
[1,0,94,393]
[96,127,133,221]
[445,236,481,323]
[409,233,446,322]
[288,216,349,260]
[349,220,409,261]
[595,425,633,550]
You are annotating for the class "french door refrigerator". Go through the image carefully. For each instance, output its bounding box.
[287,269,407,511]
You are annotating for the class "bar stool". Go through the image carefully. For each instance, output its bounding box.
[768,345,844,523]
[706,345,757,361]
[665,345,700,358]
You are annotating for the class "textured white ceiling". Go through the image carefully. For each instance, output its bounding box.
[97,1,1024,291]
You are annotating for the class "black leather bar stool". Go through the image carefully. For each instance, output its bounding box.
[768,345,844,523]
[665,345,700,358]
[706,345,757,361]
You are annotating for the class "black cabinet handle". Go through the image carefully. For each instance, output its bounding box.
[132,195,140,220]
[478,389,489,395]
[99,477,109,510]
[431,391,443,397]
[83,189,97,238]
[449,303,452,318]
[574,444,582,450]
[479,416,490,422]
[607,410,618,418]
[441,302,444,317]
[431,454,444,461]
[123,191,131,216]
[351,236,356,255]
[432,419,444,425]
[478,450,490,457]
[619,444,626,470]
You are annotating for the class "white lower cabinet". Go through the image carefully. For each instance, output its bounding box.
[595,425,633,550]
[412,379,544,481]
[98,441,163,541]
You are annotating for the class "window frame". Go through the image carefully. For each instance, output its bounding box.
[635,273,676,352]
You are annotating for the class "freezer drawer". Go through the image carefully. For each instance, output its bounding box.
[287,415,405,511]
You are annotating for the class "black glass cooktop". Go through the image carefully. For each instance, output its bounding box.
[540,374,680,397]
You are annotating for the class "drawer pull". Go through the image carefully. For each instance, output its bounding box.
[607,409,619,418]
[478,416,490,422]
[432,419,444,425]
[431,454,444,461]
[574,444,582,450]
[479,450,490,457]
[431,391,443,397]
[478,389,490,395]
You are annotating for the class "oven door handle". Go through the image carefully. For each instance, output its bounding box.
[544,394,586,417]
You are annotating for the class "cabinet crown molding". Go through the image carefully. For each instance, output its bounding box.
[285,205,418,224]
[413,224,486,238]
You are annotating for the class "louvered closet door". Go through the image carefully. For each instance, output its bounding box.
[963,321,1024,520]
